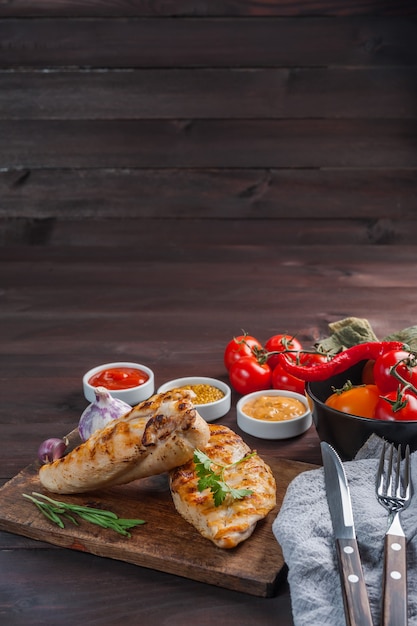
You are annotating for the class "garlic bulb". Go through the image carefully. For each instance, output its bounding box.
[78,386,131,441]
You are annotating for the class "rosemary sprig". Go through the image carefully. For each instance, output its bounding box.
[23,492,146,537]
[193,449,255,507]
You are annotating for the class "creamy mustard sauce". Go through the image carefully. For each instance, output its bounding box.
[242,395,306,422]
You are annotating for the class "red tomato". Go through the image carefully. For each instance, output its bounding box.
[271,352,328,394]
[229,356,272,395]
[224,335,263,371]
[298,352,328,368]
[271,363,305,395]
[264,334,303,370]
[373,350,417,394]
[325,384,380,419]
[374,389,417,421]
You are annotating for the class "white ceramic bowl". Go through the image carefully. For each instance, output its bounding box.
[83,361,155,405]
[236,389,312,440]
[157,376,231,422]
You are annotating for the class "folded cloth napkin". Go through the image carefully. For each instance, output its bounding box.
[273,435,417,626]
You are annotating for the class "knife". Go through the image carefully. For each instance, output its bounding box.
[321,441,374,626]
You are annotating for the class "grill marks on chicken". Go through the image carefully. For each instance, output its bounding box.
[169,424,277,549]
[39,389,210,494]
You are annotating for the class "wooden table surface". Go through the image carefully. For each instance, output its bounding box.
[1,221,416,625]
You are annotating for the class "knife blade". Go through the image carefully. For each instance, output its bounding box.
[321,441,374,626]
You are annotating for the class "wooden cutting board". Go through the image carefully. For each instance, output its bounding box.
[0,435,316,598]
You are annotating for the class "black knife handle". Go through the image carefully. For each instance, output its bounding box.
[336,538,374,626]
[382,533,407,626]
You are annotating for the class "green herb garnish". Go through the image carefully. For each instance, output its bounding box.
[23,492,146,537]
[193,449,255,507]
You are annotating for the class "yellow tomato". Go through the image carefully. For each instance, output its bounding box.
[325,384,379,419]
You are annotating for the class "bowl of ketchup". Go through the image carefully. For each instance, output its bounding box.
[83,361,155,405]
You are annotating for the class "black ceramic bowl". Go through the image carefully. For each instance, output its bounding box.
[306,360,417,461]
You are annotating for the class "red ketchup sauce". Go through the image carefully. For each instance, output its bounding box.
[88,367,149,390]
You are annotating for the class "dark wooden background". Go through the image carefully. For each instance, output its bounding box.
[1,2,417,625]
[1,1,416,247]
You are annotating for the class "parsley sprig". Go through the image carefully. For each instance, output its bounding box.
[23,492,146,537]
[193,449,255,507]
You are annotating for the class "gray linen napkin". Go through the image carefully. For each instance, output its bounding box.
[273,435,417,626]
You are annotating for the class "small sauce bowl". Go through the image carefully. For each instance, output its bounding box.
[83,361,155,405]
[236,389,312,440]
[157,376,231,422]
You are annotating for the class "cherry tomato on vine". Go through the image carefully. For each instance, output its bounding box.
[325,384,380,419]
[374,389,417,421]
[224,335,263,371]
[272,352,328,394]
[229,356,272,395]
[272,364,305,395]
[264,334,303,370]
[298,352,328,368]
[373,350,417,394]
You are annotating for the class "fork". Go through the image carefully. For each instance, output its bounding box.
[376,442,412,626]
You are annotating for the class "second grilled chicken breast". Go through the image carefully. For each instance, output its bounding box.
[169,424,276,549]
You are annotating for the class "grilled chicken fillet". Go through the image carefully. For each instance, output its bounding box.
[169,424,276,549]
[39,389,210,494]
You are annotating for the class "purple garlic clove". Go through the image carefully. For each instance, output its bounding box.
[38,437,68,464]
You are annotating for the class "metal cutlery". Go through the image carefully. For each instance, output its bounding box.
[376,442,412,626]
[321,441,374,626]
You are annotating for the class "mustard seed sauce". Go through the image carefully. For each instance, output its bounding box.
[177,384,225,405]
[242,395,306,422]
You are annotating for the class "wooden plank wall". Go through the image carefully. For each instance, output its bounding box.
[0,1,416,246]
